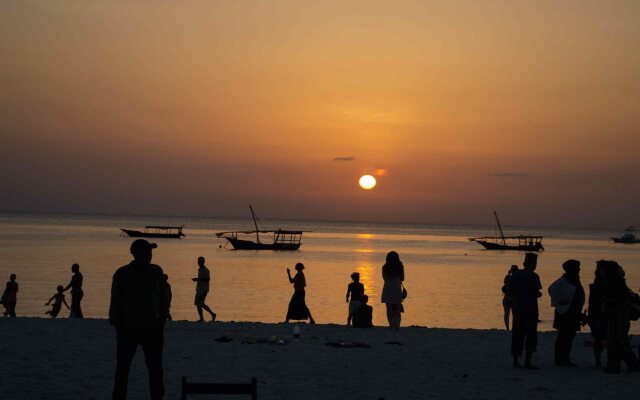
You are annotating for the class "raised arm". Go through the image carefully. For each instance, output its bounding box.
[45,294,55,305]
[287,268,294,283]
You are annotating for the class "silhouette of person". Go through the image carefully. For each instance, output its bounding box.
[381,251,404,330]
[587,262,606,367]
[352,294,373,328]
[110,239,169,400]
[284,263,315,324]
[598,260,639,373]
[502,265,519,330]
[548,259,585,366]
[509,252,542,369]
[1,274,18,317]
[45,285,70,318]
[192,256,216,322]
[63,263,84,318]
[346,272,365,326]
[163,274,172,321]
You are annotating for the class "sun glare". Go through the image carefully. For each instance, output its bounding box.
[359,175,377,190]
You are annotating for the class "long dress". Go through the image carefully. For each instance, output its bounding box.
[286,272,311,320]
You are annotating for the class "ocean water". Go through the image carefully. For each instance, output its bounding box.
[1,212,638,332]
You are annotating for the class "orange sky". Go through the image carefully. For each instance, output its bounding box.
[1,1,639,227]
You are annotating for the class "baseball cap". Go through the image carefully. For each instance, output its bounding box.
[130,239,158,253]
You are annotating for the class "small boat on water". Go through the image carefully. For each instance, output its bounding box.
[216,205,303,250]
[611,227,640,244]
[469,211,544,251]
[121,226,185,239]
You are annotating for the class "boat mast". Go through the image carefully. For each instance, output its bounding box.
[249,204,260,244]
[493,210,506,246]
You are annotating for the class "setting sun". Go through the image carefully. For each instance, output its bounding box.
[359,175,377,190]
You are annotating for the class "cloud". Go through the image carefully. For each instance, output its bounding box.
[488,172,529,178]
[334,156,355,161]
[374,169,389,176]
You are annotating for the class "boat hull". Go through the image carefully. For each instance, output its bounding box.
[474,240,544,252]
[225,238,300,250]
[612,238,640,244]
[121,229,184,239]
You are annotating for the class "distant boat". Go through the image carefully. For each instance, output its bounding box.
[611,227,640,244]
[469,211,544,251]
[121,226,185,239]
[216,205,303,250]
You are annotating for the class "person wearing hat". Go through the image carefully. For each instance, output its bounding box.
[346,272,365,326]
[110,239,169,400]
[508,252,542,369]
[284,262,315,324]
[548,259,585,366]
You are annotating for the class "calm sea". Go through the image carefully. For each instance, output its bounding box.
[1,212,638,332]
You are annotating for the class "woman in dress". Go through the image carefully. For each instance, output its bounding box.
[381,251,404,330]
[63,263,83,318]
[502,265,518,330]
[284,263,315,324]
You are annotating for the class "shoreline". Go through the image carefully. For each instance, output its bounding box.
[2,318,639,400]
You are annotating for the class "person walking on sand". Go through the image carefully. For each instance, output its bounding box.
[192,256,216,322]
[45,285,70,318]
[110,239,169,400]
[508,252,542,369]
[502,265,518,330]
[548,259,585,366]
[381,251,404,330]
[599,260,639,373]
[346,272,365,326]
[587,262,606,367]
[1,274,18,317]
[284,263,315,324]
[63,263,84,318]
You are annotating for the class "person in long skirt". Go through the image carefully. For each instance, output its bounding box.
[63,263,84,318]
[381,251,404,330]
[284,263,315,324]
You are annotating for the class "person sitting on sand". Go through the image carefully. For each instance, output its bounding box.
[508,252,542,369]
[45,285,70,318]
[381,251,404,330]
[502,265,518,330]
[192,256,216,322]
[346,272,365,326]
[352,294,373,328]
[284,263,315,324]
[62,263,84,318]
[548,259,585,366]
[1,274,18,317]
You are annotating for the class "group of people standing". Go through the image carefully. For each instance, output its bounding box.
[503,252,640,373]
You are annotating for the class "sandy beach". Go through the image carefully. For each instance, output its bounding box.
[1,318,637,400]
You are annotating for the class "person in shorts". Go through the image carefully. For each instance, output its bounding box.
[192,256,216,322]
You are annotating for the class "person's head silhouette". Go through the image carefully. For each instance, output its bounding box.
[71,263,80,273]
[197,256,205,268]
[351,272,360,282]
[523,253,538,271]
[9,274,16,282]
[130,239,157,264]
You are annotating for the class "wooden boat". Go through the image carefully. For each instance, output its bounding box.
[216,206,303,250]
[121,226,185,239]
[469,211,544,251]
[611,227,640,244]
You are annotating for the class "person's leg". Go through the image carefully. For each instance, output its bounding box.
[141,328,165,400]
[523,314,539,368]
[201,304,216,320]
[395,304,402,329]
[619,321,639,371]
[503,306,510,331]
[385,304,393,328]
[113,330,138,400]
[74,291,84,318]
[196,306,204,321]
[565,330,577,365]
[511,313,524,366]
[8,302,16,317]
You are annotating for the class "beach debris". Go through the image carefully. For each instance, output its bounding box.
[325,341,371,348]
[214,335,233,343]
[241,336,290,345]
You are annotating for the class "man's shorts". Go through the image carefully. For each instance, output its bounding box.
[195,291,208,306]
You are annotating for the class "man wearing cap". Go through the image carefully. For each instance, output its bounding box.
[110,239,169,400]
[548,259,585,366]
[508,252,543,369]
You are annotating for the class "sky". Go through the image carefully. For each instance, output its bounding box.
[1,1,639,228]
